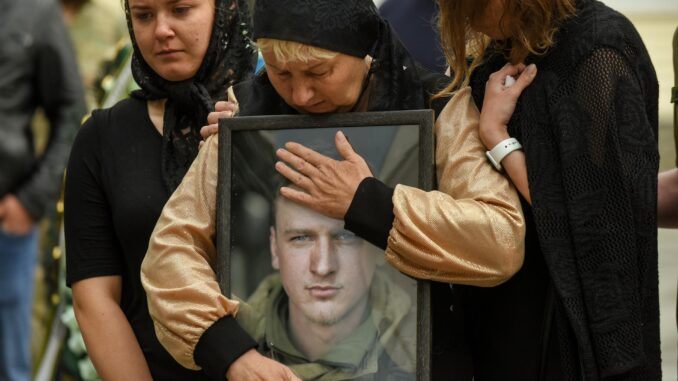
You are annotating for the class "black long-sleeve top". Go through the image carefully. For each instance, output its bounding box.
[464,1,661,380]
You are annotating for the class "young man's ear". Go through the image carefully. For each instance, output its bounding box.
[270,226,280,270]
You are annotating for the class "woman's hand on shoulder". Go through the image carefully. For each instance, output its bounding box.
[479,63,537,149]
[199,101,238,144]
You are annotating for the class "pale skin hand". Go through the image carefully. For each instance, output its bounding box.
[0,194,35,235]
[479,62,538,204]
[72,276,153,381]
[275,131,373,219]
[226,349,301,381]
[198,101,238,148]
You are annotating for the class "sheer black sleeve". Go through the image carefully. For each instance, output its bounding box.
[548,46,659,376]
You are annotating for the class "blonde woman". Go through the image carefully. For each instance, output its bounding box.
[141,0,529,379]
[435,0,661,379]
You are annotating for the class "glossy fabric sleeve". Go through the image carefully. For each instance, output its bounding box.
[141,135,253,372]
[385,87,525,286]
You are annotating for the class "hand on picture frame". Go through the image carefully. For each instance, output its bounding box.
[275,131,373,220]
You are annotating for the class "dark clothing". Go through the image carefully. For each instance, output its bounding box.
[379,0,446,73]
[0,0,85,219]
[453,200,564,380]
[465,0,661,379]
[64,98,209,381]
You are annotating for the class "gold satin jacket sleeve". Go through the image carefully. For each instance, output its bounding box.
[385,87,525,286]
[140,135,240,370]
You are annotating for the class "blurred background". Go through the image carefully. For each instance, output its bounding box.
[22,0,678,380]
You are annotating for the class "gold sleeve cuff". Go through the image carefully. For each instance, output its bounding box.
[385,87,525,286]
[141,135,240,370]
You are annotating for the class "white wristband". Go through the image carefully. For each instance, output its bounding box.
[486,137,522,171]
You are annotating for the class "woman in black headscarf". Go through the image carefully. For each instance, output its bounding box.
[63,0,255,379]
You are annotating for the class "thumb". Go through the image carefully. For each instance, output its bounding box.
[335,131,356,160]
[514,64,537,92]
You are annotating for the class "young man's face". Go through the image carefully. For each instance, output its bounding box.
[263,49,370,114]
[270,197,376,326]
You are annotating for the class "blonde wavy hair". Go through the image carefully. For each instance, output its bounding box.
[436,0,576,97]
[256,38,338,65]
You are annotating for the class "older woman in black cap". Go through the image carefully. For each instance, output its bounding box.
[141,0,527,379]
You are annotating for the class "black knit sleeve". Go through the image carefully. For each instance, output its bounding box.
[194,316,257,381]
[550,46,658,377]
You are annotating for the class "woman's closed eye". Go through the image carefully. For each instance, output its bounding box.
[274,70,292,79]
[309,70,329,78]
[173,6,191,16]
[131,10,153,22]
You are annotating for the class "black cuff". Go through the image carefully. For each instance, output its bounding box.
[344,177,395,250]
[194,316,257,380]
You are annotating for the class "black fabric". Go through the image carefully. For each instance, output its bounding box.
[0,0,85,219]
[194,316,257,381]
[466,1,661,379]
[65,98,209,380]
[344,177,395,250]
[453,199,566,381]
[252,0,380,58]
[124,0,257,192]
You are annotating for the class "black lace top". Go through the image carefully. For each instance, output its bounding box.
[469,1,661,379]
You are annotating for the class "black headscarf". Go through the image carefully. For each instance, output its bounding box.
[236,0,448,117]
[252,0,379,59]
[124,0,257,192]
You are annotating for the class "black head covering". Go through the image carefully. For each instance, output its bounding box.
[252,0,380,58]
[124,0,257,192]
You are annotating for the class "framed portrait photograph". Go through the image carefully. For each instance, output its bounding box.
[217,110,434,381]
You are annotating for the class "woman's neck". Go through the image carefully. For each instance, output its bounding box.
[147,99,167,136]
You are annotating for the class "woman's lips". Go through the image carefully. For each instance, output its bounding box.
[157,49,183,57]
